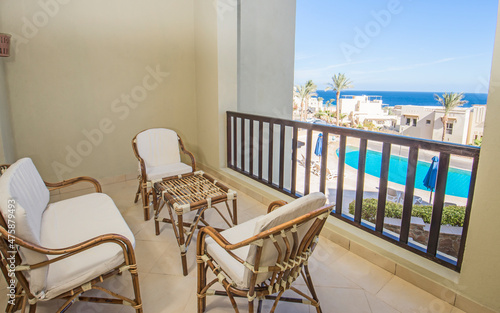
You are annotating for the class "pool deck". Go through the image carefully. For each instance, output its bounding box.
[296,130,469,211]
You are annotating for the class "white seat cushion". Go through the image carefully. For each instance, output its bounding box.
[206,217,261,288]
[40,193,135,300]
[145,162,192,181]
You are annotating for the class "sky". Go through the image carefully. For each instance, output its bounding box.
[294,0,498,93]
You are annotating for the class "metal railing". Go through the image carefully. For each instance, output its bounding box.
[226,111,480,272]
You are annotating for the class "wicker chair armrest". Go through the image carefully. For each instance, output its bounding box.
[0,226,136,270]
[45,176,102,193]
[198,226,232,250]
[131,138,147,181]
[178,136,196,171]
[198,206,333,254]
[197,226,248,264]
[267,200,288,213]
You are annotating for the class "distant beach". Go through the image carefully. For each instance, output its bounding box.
[316,90,488,108]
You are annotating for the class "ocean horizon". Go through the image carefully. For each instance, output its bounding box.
[315,90,488,108]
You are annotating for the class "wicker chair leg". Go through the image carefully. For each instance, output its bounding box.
[248,299,254,313]
[303,265,322,313]
[197,262,207,313]
[28,303,36,313]
[131,268,143,313]
[134,181,141,203]
[141,183,150,221]
[270,290,285,313]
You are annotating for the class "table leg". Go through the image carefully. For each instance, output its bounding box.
[153,190,160,236]
[178,213,188,276]
[232,199,238,225]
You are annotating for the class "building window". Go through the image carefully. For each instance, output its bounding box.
[426,120,431,125]
[406,117,417,126]
[446,122,453,134]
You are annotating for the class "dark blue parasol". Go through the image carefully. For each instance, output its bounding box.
[314,133,323,160]
[423,156,439,204]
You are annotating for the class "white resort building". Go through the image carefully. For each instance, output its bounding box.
[339,95,397,127]
[396,104,487,145]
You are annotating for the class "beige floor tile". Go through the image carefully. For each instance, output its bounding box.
[364,292,400,313]
[296,260,360,289]
[184,292,249,313]
[134,240,171,274]
[450,308,467,313]
[377,276,454,313]
[150,242,198,277]
[315,287,372,313]
[312,236,350,264]
[102,179,139,212]
[141,273,196,313]
[134,220,178,243]
[334,252,393,294]
[185,288,313,313]
[121,205,151,236]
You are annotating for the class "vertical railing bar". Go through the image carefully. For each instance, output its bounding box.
[376,142,391,232]
[249,119,254,176]
[427,152,450,256]
[354,139,368,224]
[319,132,328,193]
[400,146,419,244]
[233,116,237,168]
[335,135,346,215]
[227,113,232,167]
[279,123,285,189]
[268,122,274,184]
[291,126,298,195]
[241,118,245,172]
[258,121,263,180]
[304,129,313,195]
[456,153,480,271]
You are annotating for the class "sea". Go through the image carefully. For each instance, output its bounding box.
[315,90,488,108]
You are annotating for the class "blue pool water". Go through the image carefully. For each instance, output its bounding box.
[343,146,471,198]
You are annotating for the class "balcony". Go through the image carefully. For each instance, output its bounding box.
[0,1,498,312]
[0,179,470,312]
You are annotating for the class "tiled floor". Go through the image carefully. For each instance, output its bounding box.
[0,179,467,313]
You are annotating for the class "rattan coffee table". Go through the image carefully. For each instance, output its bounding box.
[152,171,237,276]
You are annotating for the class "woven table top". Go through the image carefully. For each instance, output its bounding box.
[154,171,235,210]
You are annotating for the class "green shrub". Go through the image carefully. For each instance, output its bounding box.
[348,198,465,227]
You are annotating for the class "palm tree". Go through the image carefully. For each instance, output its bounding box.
[325,73,353,126]
[434,92,468,141]
[293,80,317,121]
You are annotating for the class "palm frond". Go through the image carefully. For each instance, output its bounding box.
[435,92,468,114]
[326,73,354,92]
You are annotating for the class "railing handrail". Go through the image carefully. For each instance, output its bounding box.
[228,111,479,158]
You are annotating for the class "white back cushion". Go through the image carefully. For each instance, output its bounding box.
[136,128,181,168]
[0,158,50,244]
[0,158,50,295]
[244,192,326,286]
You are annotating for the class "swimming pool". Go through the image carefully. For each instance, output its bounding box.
[342,146,471,198]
